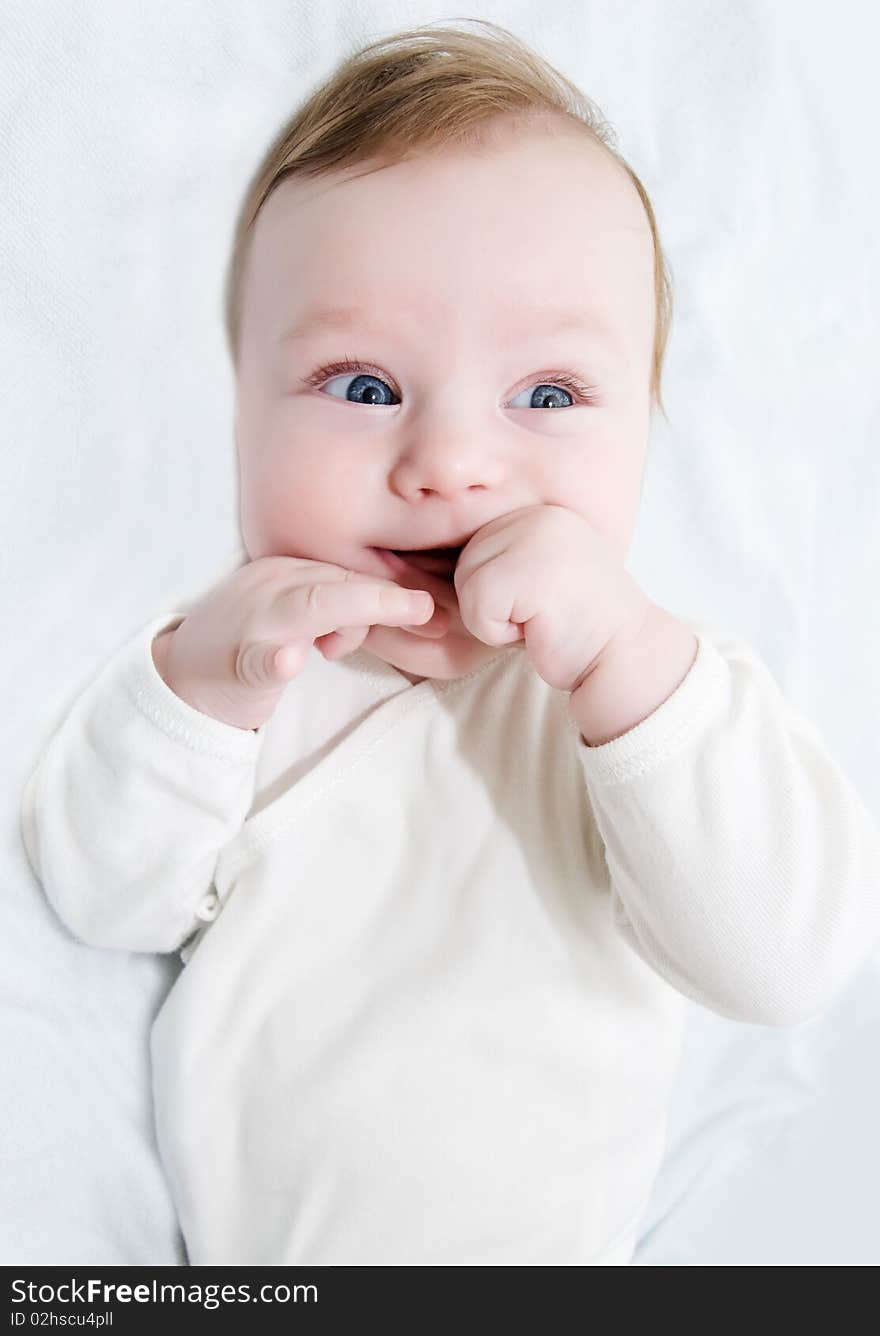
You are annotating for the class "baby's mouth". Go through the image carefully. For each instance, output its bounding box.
[373,545,464,581]
[391,545,463,578]
[368,546,469,639]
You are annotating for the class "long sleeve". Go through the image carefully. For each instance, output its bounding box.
[20,613,268,954]
[568,622,880,1027]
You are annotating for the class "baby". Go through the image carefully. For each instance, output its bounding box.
[21,21,880,1265]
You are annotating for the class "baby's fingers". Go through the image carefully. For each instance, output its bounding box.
[315,624,370,660]
[263,577,435,671]
[285,577,435,637]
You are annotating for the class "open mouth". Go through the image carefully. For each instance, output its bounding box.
[389,545,464,577]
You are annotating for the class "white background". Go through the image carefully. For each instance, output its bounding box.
[3,0,878,1264]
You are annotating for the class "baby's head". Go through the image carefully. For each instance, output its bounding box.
[225,20,672,683]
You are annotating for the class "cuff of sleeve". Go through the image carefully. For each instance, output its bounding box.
[566,624,729,787]
[120,614,270,763]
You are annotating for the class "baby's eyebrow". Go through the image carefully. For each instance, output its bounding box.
[277,302,623,360]
[277,305,389,344]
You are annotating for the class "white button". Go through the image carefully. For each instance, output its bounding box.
[195,889,220,922]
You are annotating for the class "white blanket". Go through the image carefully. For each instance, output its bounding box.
[4,0,878,1264]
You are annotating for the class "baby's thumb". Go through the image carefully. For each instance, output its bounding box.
[239,640,308,687]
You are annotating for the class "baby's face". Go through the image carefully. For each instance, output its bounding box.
[235,119,655,682]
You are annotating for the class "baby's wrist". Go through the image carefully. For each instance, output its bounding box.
[569,604,698,746]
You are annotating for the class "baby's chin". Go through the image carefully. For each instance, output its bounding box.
[361,621,520,682]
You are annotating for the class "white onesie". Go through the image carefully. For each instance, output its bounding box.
[21,610,880,1264]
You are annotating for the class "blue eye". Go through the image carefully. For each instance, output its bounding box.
[301,358,598,407]
[508,382,576,410]
[313,365,397,406]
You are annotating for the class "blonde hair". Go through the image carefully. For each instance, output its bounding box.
[224,17,673,420]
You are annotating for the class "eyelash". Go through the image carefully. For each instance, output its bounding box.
[300,355,599,406]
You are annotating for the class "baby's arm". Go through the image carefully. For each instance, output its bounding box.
[22,556,435,955]
[20,614,265,955]
[572,621,880,1025]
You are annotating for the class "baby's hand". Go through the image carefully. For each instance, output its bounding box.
[453,505,651,694]
[151,556,436,731]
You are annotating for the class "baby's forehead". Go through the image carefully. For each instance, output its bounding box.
[243,133,653,357]
[263,123,644,231]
